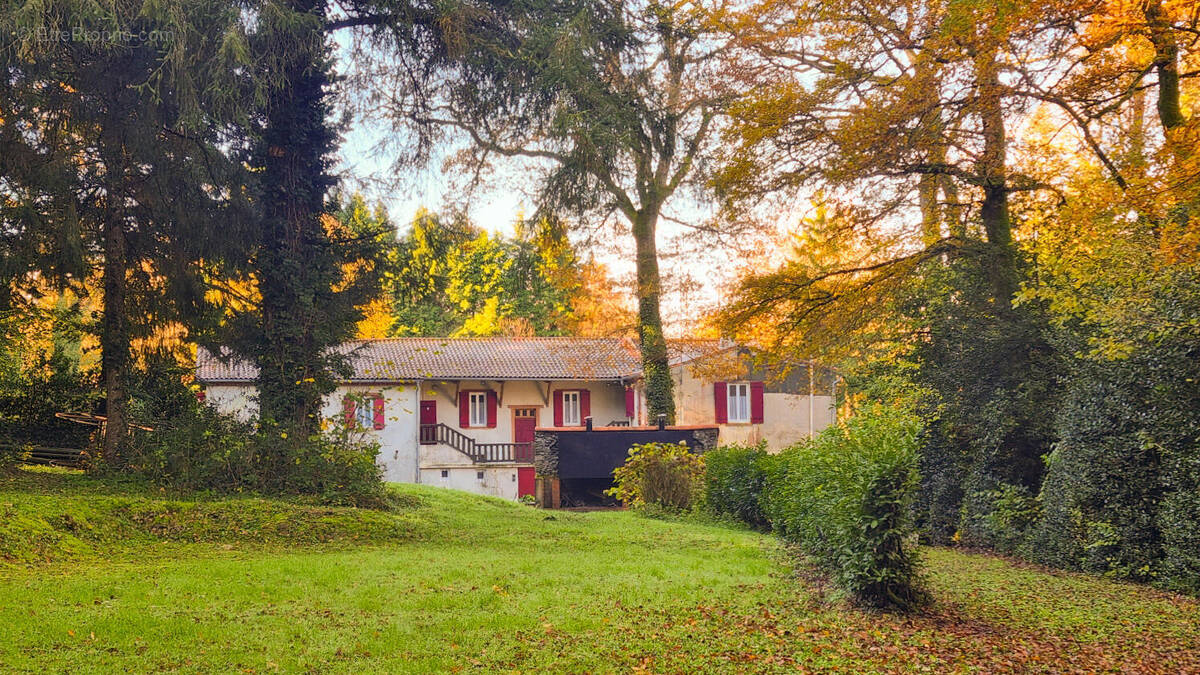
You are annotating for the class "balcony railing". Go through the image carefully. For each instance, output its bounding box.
[420,423,533,464]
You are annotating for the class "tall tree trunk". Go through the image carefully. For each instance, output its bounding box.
[101,184,129,462]
[1143,0,1192,238]
[918,173,941,246]
[1127,88,1148,176]
[1144,0,1185,133]
[632,206,676,424]
[974,43,1018,307]
[913,34,946,247]
[253,0,337,433]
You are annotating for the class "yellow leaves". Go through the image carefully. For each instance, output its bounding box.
[455,297,505,337]
[355,298,395,339]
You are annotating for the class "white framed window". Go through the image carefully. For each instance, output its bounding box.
[562,390,581,426]
[355,399,374,429]
[468,392,488,427]
[727,383,751,423]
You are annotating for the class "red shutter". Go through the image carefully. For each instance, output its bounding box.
[750,382,765,424]
[344,397,356,428]
[553,390,563,427]
[714,382,727,424]
[373,396,385,430]
[459,391,470,428]
[624,387,635,418]
[580,389,591,425]
[486,390,498,428]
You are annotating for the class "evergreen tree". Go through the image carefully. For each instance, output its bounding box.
[1,0,250,459]
[385,210,583,337]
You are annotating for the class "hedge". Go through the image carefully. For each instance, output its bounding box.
[704,406,927,610]
[703,443,770,529]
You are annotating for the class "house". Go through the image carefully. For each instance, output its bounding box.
[196,337,837,501]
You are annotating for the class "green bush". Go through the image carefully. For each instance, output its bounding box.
[118,406,392,508]
[1160,456,1200,594]
[607,441,705,513]
[703,443,770,528]
[1031,356,1169,582]
[979,483,1041,556]
[762,405,927,610]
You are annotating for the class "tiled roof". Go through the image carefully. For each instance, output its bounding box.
[197,337,732,383]
[667,339,734,366]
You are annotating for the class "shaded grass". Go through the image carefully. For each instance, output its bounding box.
[0,468,1197,673]
[0,467,427,564]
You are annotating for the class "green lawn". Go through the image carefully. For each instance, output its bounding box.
[0,468,1197,673]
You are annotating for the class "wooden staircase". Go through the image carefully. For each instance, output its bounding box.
[419,424,533,463]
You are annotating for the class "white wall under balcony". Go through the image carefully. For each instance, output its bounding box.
[418,465,522,500]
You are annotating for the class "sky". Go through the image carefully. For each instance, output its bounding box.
[333,108,774,335]
[326,32,806,336]
[337,119,528,237]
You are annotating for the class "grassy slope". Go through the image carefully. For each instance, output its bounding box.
[0,469,1197,674]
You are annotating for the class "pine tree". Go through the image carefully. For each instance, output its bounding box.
[1,0,250,460]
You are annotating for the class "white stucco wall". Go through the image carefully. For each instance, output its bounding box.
[419,465,523,500]
[670,364,836,451]
[203,382,420,484]
[332,384,420,484]
[418,379,629,443]
[204,384,258,422]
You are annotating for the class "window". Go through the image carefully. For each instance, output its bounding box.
[345,394,383,430]
[477,471,485,480]
[562,390,581,427]
[468,391,488,427]
[727,383,751,423]
[355,399,374,429]
[440,470,448,478]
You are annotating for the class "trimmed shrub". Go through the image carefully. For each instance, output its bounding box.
[118,405,392,508]
[762,405,927,610]
[1030,355,1172,582]
[1160,457,1200,595]
[607,441,705,512]
[703,442,770,528]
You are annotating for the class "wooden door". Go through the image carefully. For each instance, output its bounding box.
[517,467,535,498]
[419,400,437,444]
[513,408,537,462]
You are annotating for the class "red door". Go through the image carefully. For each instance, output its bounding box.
[517,467,535,498]
[419,400,437,444]
[513,408,537,462]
